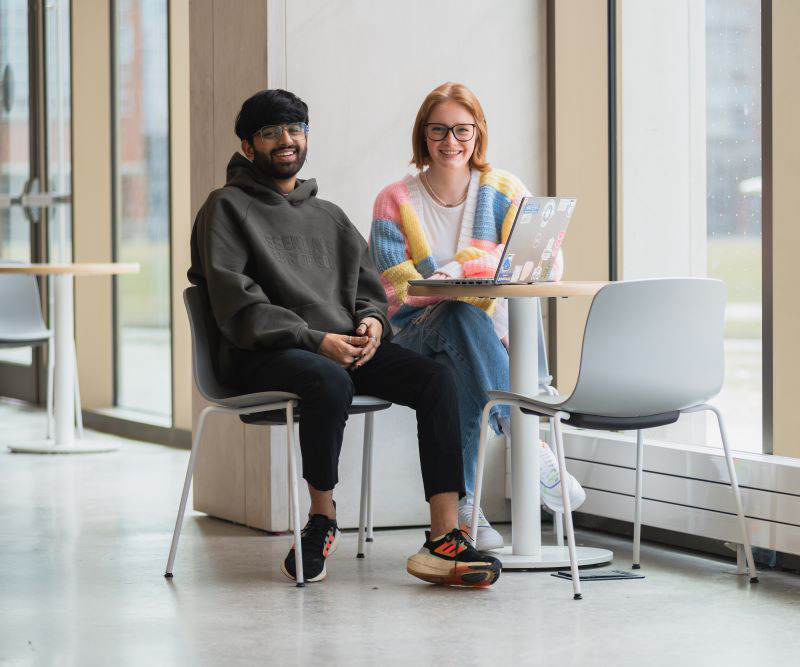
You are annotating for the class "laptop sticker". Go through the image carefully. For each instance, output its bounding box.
[541,237,555,261]
[541,200,556,227]
[496,254,515,283]
[520,261,534,281]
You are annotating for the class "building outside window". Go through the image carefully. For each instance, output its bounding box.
[112,0,172,419]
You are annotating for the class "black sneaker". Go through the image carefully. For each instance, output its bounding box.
[280,514,340,583]
[406,528,502,587]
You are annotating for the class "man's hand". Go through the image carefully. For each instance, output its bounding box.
[351,317,383,369]
[318,333,369,368]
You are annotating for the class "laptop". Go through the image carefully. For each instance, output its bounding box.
[409,196,576,286]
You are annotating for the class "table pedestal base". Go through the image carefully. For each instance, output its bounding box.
[8,439,120,454]
[495,545,613,570]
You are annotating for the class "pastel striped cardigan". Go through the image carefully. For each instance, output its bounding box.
[369,169,527,331]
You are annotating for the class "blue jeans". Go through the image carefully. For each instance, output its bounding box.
[393,301,510,497]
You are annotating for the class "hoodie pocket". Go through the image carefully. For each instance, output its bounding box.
[290,303,354,334]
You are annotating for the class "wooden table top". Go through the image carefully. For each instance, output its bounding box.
[408,280,609,298]
[0,262,140,276]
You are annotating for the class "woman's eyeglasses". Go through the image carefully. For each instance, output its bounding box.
[424,123,476,142]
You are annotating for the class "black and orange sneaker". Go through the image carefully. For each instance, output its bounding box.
[280,514,340,583]
[406,528,501,587]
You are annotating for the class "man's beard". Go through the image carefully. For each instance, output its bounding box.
[252,144,308,181]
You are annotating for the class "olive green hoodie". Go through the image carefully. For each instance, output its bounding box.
[188,152,391,380]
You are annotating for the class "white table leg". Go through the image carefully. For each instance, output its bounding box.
[509,297,541,555]
[495,297,611,569]
[8,273,118,454]
[54,273,75,446]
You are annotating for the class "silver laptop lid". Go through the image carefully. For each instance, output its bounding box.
[493,196,576,283]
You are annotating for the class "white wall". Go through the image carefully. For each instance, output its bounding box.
[281,0,548,236]
[252,0,549,528]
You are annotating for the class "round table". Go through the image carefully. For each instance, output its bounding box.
[1,263,140,454]
[408,280,613,569]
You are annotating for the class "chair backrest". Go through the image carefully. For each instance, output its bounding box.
[184,286,238,402]
[0,272,49,344]
[563,278,726,417]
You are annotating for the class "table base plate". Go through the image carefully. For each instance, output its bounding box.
[8,439,120,454]
[493,545,613,570]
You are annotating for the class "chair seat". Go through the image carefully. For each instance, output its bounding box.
[240,395,392,425]
[212,390,300,409]
[488,389,681,430]
[520,407,680,430]
[0,328,51,346]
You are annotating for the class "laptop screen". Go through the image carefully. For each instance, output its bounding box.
[493,196,576,283]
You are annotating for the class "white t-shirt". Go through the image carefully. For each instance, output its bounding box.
[407,170,510,342]
[414,175,464,266]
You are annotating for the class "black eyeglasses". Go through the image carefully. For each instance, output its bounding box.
[424,123,476,142]
[255,121,309,142]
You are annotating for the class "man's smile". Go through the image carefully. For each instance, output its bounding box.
[272,147,298,162]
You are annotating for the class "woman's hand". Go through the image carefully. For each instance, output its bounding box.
[351,317,383,369]
[318,333,369,368]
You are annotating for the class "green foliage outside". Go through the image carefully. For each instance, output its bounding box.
[117,241,171,328]
[707,237,761,339]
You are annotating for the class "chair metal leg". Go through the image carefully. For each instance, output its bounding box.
[470,400,498,546]
[708,405,758,582]
[165,405,214,577]
[547,417,565,547]
[286,402,305,587]
[46,338,54,440]
[366,412,375,542]
[357,412,373,558]
[553,413,582,600]
[72,339,84,438]
[736,543,747,575]
[633,429,644,569]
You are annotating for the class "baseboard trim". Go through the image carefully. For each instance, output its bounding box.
[83,409,191,449]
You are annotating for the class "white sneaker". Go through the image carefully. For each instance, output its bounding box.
[458,496,504,551]
[539,440,586,513]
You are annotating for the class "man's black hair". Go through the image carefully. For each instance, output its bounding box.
[234,89,309,143]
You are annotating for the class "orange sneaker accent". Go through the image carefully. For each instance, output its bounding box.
[433,539,466,557]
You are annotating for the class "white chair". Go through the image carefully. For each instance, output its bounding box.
[471,278,759,600]
[0,271,83,439]
[165,287,390,586]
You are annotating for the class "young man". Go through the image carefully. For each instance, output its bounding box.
[188,89,501,587]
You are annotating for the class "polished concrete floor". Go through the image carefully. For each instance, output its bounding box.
[1,399,799,667]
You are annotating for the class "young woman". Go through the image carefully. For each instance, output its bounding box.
[369,82,584,550]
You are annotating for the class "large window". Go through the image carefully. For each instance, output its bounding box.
[620,0,763,453]
[45,0,72,265]
[0,0,72,374]
[0,0,32,369]
[112,0,171,419]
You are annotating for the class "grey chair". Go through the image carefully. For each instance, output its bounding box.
[471,278,758,600]
[0,271,83,439]
[165,286,391,586]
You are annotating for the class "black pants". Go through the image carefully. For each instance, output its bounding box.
[235,341,465,501]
